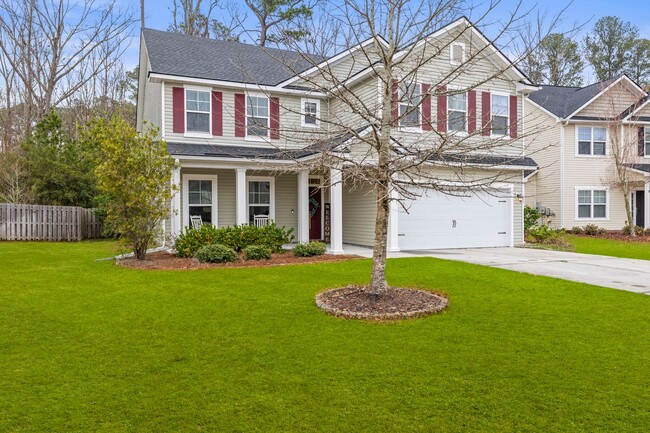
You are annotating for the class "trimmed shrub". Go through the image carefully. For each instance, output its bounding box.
[570,226,584,235]
[583,224,606,236]
[174,223,294,257]
[524,206,541,232]
[527,225,566,244]
[243,245,272,261]
[293,241,326,257]
[622,225,644,236]
[645,228,650,236]
[194,244,237,263]
[174,225,221,258]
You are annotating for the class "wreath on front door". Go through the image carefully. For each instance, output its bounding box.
[309,198,320,217]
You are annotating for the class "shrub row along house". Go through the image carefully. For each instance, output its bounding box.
[136,17,567,253]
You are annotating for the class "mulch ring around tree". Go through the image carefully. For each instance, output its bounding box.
[117,251,362,270]
[316,285,448,321]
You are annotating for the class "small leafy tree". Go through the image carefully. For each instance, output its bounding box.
[95,118,175,259]
[524,206,541,232]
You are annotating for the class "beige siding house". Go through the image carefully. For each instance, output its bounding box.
[137,18,538,252]
[525,75,650,231]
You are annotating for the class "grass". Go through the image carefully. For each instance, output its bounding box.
[567,234,650,260]
[1,241,649,432]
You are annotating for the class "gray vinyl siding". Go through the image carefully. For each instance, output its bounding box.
[137,38,162,135]
[342,181,376,246]
[574,82,639,118]
[274,174,298,233]
[181,168,236,228]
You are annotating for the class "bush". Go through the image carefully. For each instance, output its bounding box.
[645,228,650,236]
[524,206,541,232]
[174,223,294,257]
[622,225,644,236]
[293,241,326,257]
[243,245,272,261]
[583,224,607,236]
[527,224,566,244]
[570,226,584,235]
[194,244,237,263]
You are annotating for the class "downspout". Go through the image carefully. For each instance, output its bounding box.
[559,120,568,228]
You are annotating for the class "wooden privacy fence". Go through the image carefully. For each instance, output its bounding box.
[0,204,102,241]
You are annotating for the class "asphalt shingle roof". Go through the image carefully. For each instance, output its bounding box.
[528,78,618,119]
[626,163,650,173]
[167,142,320,160]
[143,28,324,86]
[429,154,538,168]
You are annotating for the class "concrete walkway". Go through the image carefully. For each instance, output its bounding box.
[343,245,650,295]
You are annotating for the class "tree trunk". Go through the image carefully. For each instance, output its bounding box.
[623,186,635,237]
[369,180,390,296]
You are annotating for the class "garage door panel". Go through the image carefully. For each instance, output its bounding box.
[398,188,511,250]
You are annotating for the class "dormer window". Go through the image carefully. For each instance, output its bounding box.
[399,81,421,128]
[186,89,210,133]
[450,42,466,65]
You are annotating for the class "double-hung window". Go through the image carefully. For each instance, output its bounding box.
[491,94,509,136]
[247,95,269,137]
[577,126,606,156]
[577,189,607,219]
[399,82,421,128]
[302,99,320,127]
[186,89,210,133]
[184,174,218,227]
[448,91,467,132]
[644,127,650,156]
[248,179,272,224]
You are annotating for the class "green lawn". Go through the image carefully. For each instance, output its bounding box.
[1,241,649,432]
[567,234,650,260]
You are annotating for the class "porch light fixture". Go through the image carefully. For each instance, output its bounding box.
[516,194,523,203]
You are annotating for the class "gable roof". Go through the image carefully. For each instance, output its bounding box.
[529,75,646,119]
[142,28,324,86]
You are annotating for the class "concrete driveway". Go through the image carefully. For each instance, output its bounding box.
[344,245,650,295]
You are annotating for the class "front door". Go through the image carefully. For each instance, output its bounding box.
[309,186,322,240]
[636,191,645,227]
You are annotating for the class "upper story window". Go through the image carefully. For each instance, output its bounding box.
[577,189,607,219]
[186,89,210,133]
[644,127,650,156]
[577,126,606,156]
[399,82,421,128]
[247,95,269,137]
[448,91,467,132]
[301,98,320,127]
[491,94,509,136]
[450,42,466,65]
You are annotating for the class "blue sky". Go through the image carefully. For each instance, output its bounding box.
[123,0,650,80]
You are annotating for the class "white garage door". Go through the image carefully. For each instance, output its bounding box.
[398,188,512,250]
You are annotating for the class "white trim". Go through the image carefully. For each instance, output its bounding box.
[490,91,510,138]
[328,168,344,254]
[170,161,181,238]
[450,41,466,65]
[149,72,327,98]
[566,75,646,120]
[183,84,212,137]
[645,180,650,229]
[161,81,165,138]
[300,98,321,128]
[246,176,275,223]
[276,36,390,88]
[575,125,608,157]
[245,92,270,140]
[182,174,218,228]
[623,96,650,121]
[574,187,610,221]
[297,170,309,242]
[235,168,247,225]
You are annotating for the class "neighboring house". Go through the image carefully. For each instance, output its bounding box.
[526,75,650,231]
[136,17,538,252]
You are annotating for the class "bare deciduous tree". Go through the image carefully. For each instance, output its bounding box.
[0,0,135,141]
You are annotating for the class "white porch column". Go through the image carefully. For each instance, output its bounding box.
[329,168,344,254]
[236,168,247,225]
[387,185,400,252]
[297,170,309,243]
[170,160,181,238]
[645,178,650,229]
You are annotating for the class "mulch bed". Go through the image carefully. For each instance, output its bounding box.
[118,251,362,270]
[316,285,448,321]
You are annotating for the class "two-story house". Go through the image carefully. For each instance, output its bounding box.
[137,17,538,253]
[525,75,650,231]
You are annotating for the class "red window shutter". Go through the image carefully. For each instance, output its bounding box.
[436,86,447,132]
[270,97,280,139]
[421,83,432,130]
[509,95,518,139]
[481,91,491,136]
[391,79,399,126]
[468,90,477,134]
[212,91,222,136]
[172,87,184,133]
[234,93,245,137]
